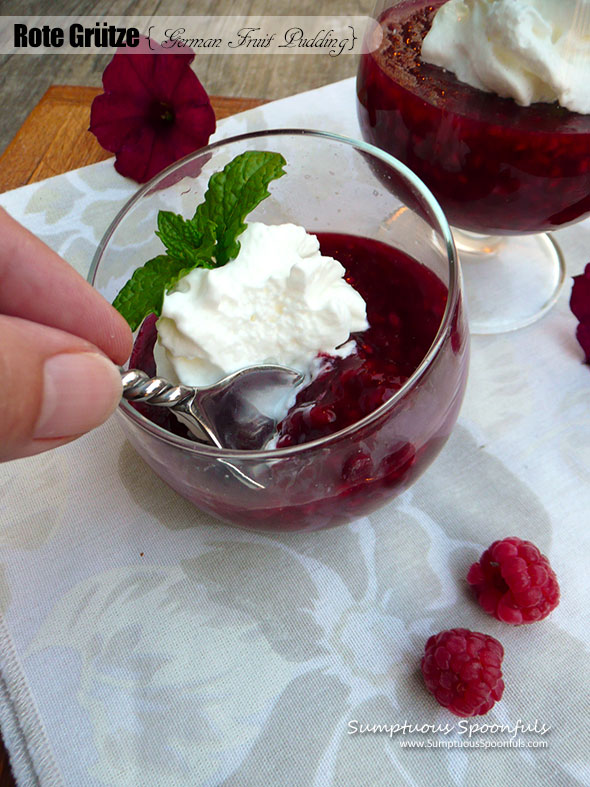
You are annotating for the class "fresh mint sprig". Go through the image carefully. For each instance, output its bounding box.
[155,211,217,268]
[112,255,199,331]
[192,149,287,266]
[112,150,287,330]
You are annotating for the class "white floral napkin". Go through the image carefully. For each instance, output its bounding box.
[1,78,590,787]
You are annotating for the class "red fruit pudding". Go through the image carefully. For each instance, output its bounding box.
[357,0,590,235]
[129,232,468,531]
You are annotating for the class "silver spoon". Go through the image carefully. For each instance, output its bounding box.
[120,365,303,451]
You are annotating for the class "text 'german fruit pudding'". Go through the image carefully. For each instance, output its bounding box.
[357,0,590,235]
[93,132,468,532]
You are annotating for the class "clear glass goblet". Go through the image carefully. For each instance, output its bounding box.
[357,0,590,333]
[90,129,468,532]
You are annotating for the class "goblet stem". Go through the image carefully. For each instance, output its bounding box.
[452,228,504,255]
[453,230,567,335]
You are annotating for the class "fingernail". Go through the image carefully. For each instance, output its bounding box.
[34,352,122,440]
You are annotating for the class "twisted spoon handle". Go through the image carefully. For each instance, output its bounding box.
[119,368,264,490]
[119,368,194,407]
[119,368,219,446]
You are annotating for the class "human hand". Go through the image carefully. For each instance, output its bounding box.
[0,207,132,461]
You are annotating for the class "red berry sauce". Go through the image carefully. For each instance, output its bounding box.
[128,233,467,531]
[275,233,447,446]
[131,233,448,447]
[357,0,590,234]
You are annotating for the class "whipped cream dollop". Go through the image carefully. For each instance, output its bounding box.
[154,222,368,387]
[421,0,590,114]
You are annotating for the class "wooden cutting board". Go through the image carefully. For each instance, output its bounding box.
[0,85,265,787]
[0,86,266,193]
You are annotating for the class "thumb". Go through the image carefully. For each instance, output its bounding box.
[1,316,124,461]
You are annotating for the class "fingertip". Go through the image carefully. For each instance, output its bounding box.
[108,309,134,365]
[34,352,123,440]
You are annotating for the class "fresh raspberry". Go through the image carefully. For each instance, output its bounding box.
[421,628,505,717]
[467,537,560,625]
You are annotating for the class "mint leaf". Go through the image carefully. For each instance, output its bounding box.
[112,150,286,329]
[113,255,192,331]
[193,150,286,266]
[156,211,217,267]
[113,221,216,330]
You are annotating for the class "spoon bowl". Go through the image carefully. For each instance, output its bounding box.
[120,365,303,450]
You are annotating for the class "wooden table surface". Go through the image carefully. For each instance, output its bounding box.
[0,86,266,193]
[0,86,265,785]
[0,0,372,155]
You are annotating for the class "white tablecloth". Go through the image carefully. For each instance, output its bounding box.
[1,78,589,787]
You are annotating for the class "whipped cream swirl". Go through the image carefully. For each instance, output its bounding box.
[154,222,368,387]
[421,0,590,114]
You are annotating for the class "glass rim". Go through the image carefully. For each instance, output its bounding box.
[89,127,460,460]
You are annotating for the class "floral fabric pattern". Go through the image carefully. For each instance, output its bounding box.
[0,80,589,787]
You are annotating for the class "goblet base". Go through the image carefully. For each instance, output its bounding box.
[454,229,567,335]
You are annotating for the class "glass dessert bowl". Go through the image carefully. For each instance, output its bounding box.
[90,129,468,532]
[357,0,590,333]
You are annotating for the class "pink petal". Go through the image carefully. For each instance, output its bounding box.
[145,151,213,194]
[171,106,216,150]
[101,52,155,103]
[114,125,157,183]
[91,38,215,183]
[149,132,185,178]
[571,264,590,323]
[89,93,150,152]
[139,130,198,183]
[570,264,590,362]
[145,126,206,176]
[151,51,197,101]
[169,68,211,108]
[576,322,590,363]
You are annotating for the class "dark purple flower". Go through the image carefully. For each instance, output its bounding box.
[90,39,215,183]
[570,263,590,363]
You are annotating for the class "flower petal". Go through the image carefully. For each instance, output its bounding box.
[169,68,212,108]
[89,93,150,152]
[101,51,155,103]
[90,39,215,183]
[570,264,590,362]
[146,133,187,181]
[113,125,157,183]
[576,322,590,364]
[152,51,197,101]
[571,264,590,323]
[172,105,216,145]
